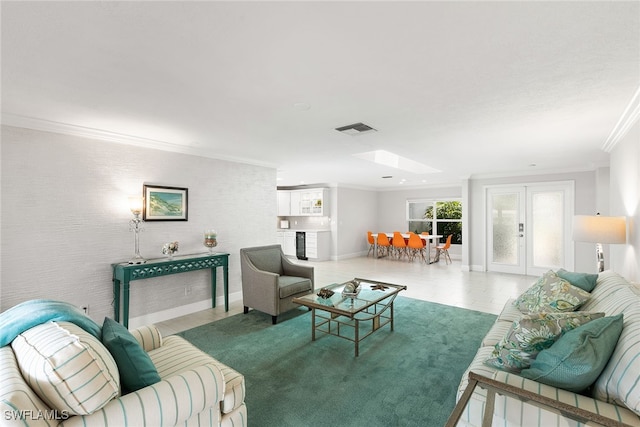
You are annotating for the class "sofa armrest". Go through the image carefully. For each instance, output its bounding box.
[0,346,54,427]
[62,363,226,427]
[282,257,314,285]
[242,259,279,291]
[240,254,279,313]
[448,371,640,427]
[129,324,163,352]
[491,371,640,426]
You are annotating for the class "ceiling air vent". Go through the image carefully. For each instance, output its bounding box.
[335,122,377,135]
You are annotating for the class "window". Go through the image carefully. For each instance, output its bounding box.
[407,199,462,244]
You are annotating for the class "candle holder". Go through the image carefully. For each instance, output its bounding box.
[204,230,218,253]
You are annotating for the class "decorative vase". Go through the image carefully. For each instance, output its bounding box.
[204,230,218,253]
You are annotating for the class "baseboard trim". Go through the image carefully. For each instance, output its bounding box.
[128,291,242,329]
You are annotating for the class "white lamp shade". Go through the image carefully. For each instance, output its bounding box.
[572,215,626,244]
[128,196,143,215]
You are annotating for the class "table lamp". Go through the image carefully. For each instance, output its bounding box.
[128,196,146,264]
[572,214,626,272]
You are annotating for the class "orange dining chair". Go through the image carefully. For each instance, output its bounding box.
[408,232,426,263]
[392,231,408,260]
[435,234,453,264]
[367,231,375,257]
[376,233,392,257]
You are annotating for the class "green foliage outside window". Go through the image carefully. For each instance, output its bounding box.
[408,200,462,244]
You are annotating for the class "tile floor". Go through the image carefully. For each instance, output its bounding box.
[155,256,537,336]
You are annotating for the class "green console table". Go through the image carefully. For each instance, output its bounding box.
[112,252,229,328]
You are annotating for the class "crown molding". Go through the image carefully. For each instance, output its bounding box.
[1,113,278,169]
[602,85,640,153]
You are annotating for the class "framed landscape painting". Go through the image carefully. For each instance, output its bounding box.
[143,185,188,221]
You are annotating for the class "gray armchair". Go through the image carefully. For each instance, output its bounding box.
[240,245,314,324]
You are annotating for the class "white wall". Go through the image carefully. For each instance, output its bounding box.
[1,126,277,325]
[334,187,377,259]
[609,120,640,282]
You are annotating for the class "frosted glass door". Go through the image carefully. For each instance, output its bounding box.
[486,182,574,275]
[487,187,526,274]
[526,184,574,277]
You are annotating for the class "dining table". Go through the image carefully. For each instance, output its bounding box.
[371,233,443,263]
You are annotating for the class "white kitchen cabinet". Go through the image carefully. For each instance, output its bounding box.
[277,191,291,216]
[277,188,329,217]
[304,231,331,261]
[289,191,301,216]
[283,231,296,256]
[299,189,329,216]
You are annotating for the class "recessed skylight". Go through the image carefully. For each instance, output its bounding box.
[353,150,440,174]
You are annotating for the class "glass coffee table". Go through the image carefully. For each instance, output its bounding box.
[292,278,406,356]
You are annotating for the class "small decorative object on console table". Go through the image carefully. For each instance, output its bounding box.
[128,196,146,264]
[204,230,218,253]
[162,241,179,259]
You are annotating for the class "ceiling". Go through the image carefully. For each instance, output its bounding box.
[2,1,639,190]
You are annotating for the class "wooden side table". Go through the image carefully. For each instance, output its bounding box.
[112,252,229,328]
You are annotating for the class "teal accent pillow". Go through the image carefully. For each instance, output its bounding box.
[556,269,598,292]
[101,317,161,394]
[520,314,623,393]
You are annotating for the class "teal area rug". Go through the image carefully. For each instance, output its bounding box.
[178,296,496,427]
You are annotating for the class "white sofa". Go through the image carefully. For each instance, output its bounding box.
[0,301,246,427]
[455,270,640,426]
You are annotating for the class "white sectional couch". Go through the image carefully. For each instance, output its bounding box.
[455,270,640,426]
[0,300,246,427]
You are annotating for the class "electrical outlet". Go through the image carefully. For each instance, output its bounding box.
[82,305,89,315]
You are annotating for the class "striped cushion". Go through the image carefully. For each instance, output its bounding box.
[497,299,523,323]
[493,371,640,426]
[589,275,640,415]
[0,346,54,427]
[11,321,119,415]
[150,335,245,414]
[456,346,497,424]
[129,324,163,352]
[481,320,512,347]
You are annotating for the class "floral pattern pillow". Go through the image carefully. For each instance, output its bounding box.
[513,270,592,313]
[485,311,605,373]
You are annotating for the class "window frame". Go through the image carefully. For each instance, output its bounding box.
[406,198,462,244]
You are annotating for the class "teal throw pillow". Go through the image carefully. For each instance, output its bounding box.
[520,314,623,393]
[556,269,598,292]
[101,317,161,394]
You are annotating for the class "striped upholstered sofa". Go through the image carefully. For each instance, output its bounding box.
[455,270,640,426]
[0,300,246,426]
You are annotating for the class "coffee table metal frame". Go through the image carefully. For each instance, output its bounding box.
[292,278,406,356]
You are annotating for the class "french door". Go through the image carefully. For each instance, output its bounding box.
[486,182,574,276]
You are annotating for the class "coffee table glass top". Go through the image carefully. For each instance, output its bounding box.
[293,278,406,316]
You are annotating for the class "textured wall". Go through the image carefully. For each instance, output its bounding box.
[1,126,277,324]
[610,120,640,282]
